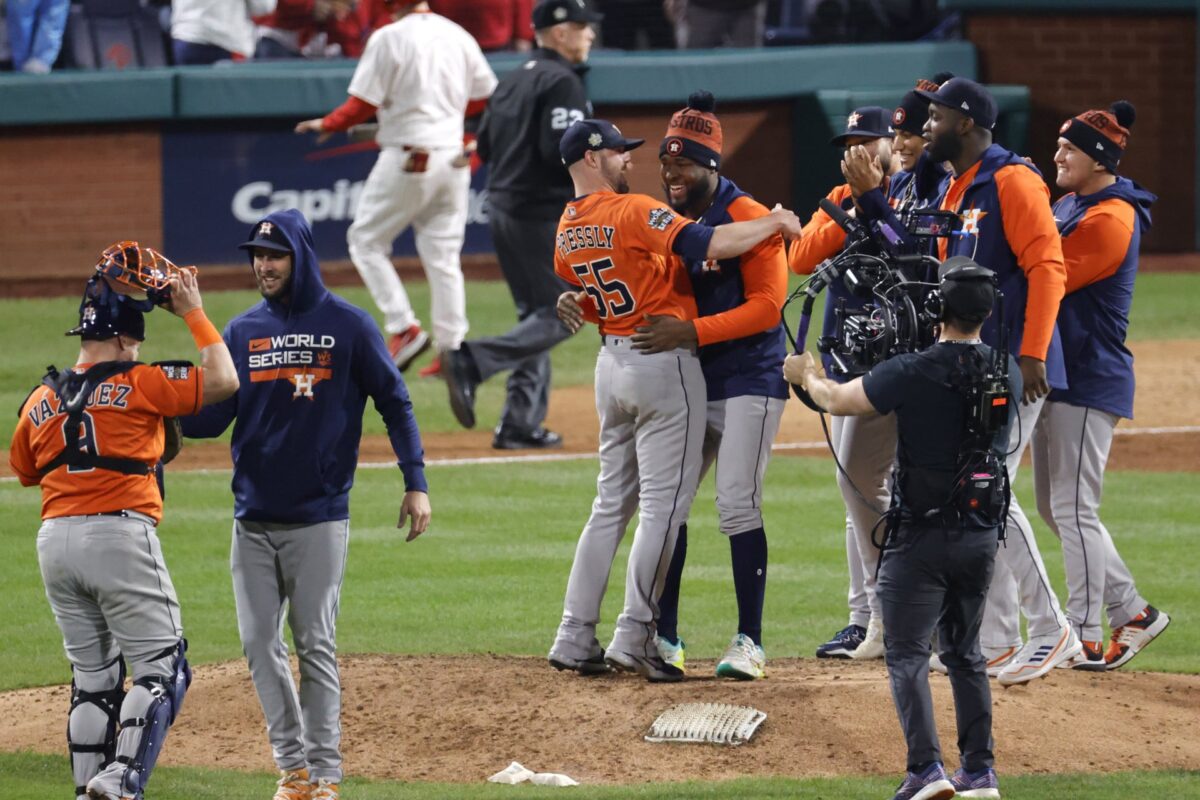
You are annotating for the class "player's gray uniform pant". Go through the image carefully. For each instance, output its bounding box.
[37,512,183,796]
[1032,401,1147,642]
[232,519,349,784]
[552,338,706,661]
[348,145,470,349]
[979,395,1069,650]
[463,207,573,433]
[829,411,896,628]
[700,395,786,535]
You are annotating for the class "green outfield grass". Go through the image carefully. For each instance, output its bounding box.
[3,752,1199,800]
[2,458,1195,691]
[2,272,1197,449]
[2,274,1197,798]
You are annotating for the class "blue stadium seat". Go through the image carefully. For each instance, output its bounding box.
[764,0,813,46]
[62,0,168,69]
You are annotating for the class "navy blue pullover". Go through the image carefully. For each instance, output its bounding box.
[180,209,427,523]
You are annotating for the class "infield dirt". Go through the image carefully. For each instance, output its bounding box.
[1,656,1197,784]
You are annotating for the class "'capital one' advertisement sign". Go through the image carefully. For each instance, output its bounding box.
[162,123,492,264]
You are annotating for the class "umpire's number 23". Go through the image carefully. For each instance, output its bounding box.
[571,258,635,319]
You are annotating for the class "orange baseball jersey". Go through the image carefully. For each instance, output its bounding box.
[554,190,698,336]
[787,183,854,275]
[9,363,204,522]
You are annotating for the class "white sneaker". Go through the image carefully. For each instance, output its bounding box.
[655,635,686,673]
[996,627,1082,686]
[849,617,885,660]
[715,633,765,680]
[929,645,1019,677]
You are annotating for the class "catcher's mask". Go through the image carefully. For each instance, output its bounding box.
[95,241,196,307]
[67,275,147,341]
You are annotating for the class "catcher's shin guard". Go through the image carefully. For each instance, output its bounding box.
[69,657,125,799]
[116,640,191,798]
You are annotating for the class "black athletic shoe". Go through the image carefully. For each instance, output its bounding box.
[492,426,563,450]
[815,624,866,659]
[443,348,478,429]
[604,649,685,683]
[549,647,610,676]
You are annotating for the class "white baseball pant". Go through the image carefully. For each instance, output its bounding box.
[347,145,470,350]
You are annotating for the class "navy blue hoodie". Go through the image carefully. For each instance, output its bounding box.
[180,209,427,523]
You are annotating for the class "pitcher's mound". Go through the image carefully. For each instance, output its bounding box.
[2,655,1197,784]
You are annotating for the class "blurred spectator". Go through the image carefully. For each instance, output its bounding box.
[597,0,672,49]
[171,0,277,64]
[255,0,370,58]
[432,0,532,52]
[670,0,766,48]
[6,0,70,72]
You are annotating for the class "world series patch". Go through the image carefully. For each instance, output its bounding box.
[648,207,676,231]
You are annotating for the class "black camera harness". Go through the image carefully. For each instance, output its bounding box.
[780,204,1021,574]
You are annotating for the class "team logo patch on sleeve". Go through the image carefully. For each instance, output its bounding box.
[648,207,676,231]
[161,365,191,380]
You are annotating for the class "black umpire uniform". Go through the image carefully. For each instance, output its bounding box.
[861,260,1020,792]
[444,0,598,448]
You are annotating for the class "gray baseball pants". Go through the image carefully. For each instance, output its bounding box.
[829,411,896,629]
[700,394,786,535]
[232,519,349,783]
[551,338,706,662]
[979,395,1070,650]
[37,512,184,796]
[1032,401,1148,641]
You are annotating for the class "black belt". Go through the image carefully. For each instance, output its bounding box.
[94,510,133,518]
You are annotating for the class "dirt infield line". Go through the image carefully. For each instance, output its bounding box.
[3,424,1193,483]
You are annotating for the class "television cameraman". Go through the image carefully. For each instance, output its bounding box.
[785,257,1018,800]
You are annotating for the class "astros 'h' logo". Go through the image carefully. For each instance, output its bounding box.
[258,222,274,237]
[666,138,684,156]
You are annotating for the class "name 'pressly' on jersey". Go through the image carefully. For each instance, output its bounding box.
[556,224,616,257]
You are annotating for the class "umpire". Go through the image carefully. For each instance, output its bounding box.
[786,258,1019,800]
[442,0,600,449]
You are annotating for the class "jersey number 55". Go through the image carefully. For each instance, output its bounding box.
[571,258,635,319]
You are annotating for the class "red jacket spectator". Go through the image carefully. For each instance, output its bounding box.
[255,0,373,57]
[431,0,533,51]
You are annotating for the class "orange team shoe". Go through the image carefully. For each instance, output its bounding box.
[388,324,431,372]
[1105,605,1171,670]
[274,768,312,800]
[1066,639,1107,671]
[311,778,340,800]
[418,354,442,378]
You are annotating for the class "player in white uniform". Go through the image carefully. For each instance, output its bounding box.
[297,1,497,369]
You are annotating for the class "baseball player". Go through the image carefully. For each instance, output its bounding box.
[9,253,238,800]
[441,0,600,448]
[546,119,802,682]
[1033,101,1169,670]
[919,77,1080,685]
[179,210,430,800]
[296,0,497,370]
[633,92,788,681]
[787,106,898,662]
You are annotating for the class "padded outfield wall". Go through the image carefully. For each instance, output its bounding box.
[3,41,1035,283]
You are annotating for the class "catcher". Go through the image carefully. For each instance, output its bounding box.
[9,243,237,800]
